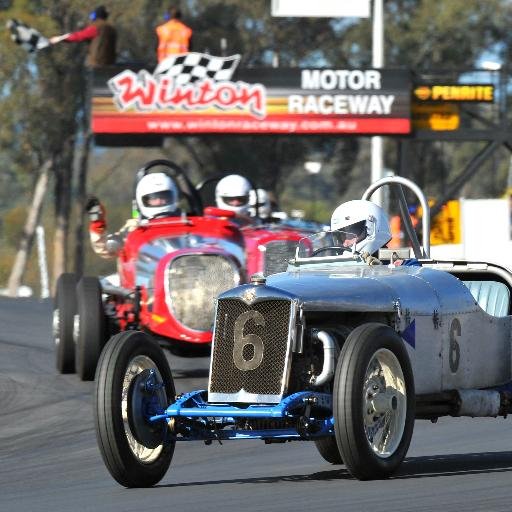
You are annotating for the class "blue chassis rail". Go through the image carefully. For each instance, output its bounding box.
[149,390,335,442]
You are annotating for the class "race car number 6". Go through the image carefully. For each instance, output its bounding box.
[233,310,265,371]
[449,317,461,373]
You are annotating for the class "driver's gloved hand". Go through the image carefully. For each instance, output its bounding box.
[105,236,121,256]
[361,251,382,266]
[85,196,105,222]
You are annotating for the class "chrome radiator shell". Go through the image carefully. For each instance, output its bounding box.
[209,287,298,404]
[165,253,241,332]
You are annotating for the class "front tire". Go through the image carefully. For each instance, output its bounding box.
[76,276,107,381]
[54,273,77,374]
[333,323,415,480]
[94,331,175,487]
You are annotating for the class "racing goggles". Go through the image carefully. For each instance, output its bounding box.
[223,195,249,207]
[142,190,176,207]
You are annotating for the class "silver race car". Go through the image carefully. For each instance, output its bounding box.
[93,176,512,486]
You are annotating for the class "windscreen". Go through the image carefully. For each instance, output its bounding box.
[296,230,358,259]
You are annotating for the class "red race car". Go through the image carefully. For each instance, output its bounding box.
[242,223,305,277]
[197,176,308,278]
[53,160,246,380]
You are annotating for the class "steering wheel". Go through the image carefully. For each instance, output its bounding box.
[311,246,352,257]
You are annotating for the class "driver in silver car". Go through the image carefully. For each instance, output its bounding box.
[330,199,420,266]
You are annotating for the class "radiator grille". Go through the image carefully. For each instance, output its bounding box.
[166,255,240,331]
[209,298,292,401]
[263,240,298,276]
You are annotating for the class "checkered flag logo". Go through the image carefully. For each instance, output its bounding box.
[154,53,241,85]
[6,19,50,53]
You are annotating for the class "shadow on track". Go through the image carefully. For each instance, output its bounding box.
[395,451,512,479]
[154,451,512,488]
[155,468,352,488]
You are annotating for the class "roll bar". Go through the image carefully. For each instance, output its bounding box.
[362,176,431,258]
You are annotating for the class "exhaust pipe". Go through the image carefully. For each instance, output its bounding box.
[456,389,501,417]
[310,330,336,387]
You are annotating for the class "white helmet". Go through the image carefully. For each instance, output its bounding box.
[135,172,179,219]
[330,199,391,255]
[215,174,251,215]
[249,188,271,219]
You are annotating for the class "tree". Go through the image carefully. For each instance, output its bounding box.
[2,0,512,291]
[0,0,87,290]
[7,158,51,296]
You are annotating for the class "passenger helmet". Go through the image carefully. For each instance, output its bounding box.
[135,172,179,219]
[249,188,271,219]
[330,199,391,255]
[215,175,251,215]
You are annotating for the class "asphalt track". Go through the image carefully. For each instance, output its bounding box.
[1,296,511,512]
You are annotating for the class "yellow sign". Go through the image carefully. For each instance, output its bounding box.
[430,200,461,245]
[413,84,494,102]
[412,103,460,131]
[416,200,461,245]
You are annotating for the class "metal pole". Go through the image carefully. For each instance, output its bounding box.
[36,225,50,299]
[371,0,384,205]
[311,173,316,220]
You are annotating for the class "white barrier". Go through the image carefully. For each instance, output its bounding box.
[36,225,49,299]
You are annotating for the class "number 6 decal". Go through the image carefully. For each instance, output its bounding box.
[449,317,461,373]
[233,310,265,371]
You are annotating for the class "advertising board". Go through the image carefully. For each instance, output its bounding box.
[91,54,411,136]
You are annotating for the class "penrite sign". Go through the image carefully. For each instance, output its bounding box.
[91,53,411,137]
[413,84,494,102]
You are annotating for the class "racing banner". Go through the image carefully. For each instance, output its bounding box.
[91,54,411,136]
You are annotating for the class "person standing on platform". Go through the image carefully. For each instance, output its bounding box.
[156,7,193,63]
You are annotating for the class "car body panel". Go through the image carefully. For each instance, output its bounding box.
[262,262,512,394]
[109,215,246,345]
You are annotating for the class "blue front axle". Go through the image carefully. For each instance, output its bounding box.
[148,390,335,442]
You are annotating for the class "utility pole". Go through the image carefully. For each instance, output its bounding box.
[371,0,384,205]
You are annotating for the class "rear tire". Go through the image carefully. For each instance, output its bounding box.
[333,323,415,480]
[314,436,343,464]
[76,276,107,381]
[94,331,175,487]
[54,273,77,374]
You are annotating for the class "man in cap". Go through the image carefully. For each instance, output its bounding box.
[50,5,116,67]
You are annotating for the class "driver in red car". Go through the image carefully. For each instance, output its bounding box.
[86,172,180,258]
[214,174,255,225]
